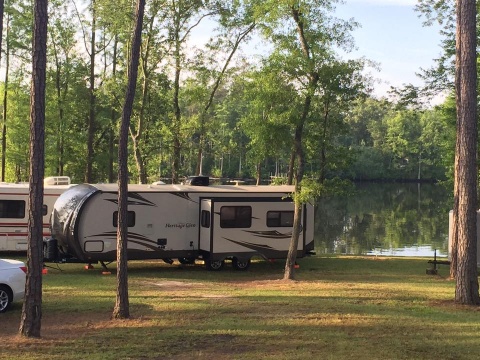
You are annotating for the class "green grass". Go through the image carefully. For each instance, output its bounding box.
[1,255,478,360]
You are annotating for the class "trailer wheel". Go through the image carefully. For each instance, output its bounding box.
[205,259,224,271]
[178,257,195,265]
[0,285,12,313]
[232,258,251,271]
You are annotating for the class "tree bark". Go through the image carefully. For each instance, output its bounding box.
[1,14,9,182]
[108,36,118,184]
[453,0,480,305]
[113,0,145,320]
[0,0,4,181]
[19,0,48,337]
[86,0,96,183]
[171,34,181,184]
[284,122,306,280]
[287,150,295,185]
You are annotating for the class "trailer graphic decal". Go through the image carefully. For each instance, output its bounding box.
[223,237,274,251]
[171,192,198,203]
[105,193,156,207]
[83,231,162,251]
[243,230,294,239]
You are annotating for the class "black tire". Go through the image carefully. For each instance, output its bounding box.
[0,285,12,313]
[232,258,251,271]
[178,257,196,265]
[205,259,225,271]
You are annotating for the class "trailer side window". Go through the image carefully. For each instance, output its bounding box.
[113,211,136,227]
[220,206,251,228]
[42,205,48,216]
[267,211,294,227]
[201,210,210,228]
[0,200,25,218]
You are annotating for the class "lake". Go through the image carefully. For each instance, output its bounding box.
[314,182,451,258]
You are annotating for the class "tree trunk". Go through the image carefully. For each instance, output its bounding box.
[453,0,480,305]
[171,62,181,183]
[19,0,48,337]
[284,197,303,280]
[108,36,118,184]
[284,123,306,280]
[130,17,155,184]
[0,0,4,180]
[113,0,145,320]
[287,150,294,185]
[284,146,304,279]
[132,141,147,184]
[256,162,261,185]
[86,0,96,183]
[1,15,9,182]
[283,5,319,280]
[52,38,66,176]
[318,104,330,184]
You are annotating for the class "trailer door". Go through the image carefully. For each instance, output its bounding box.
[199,199,212,253]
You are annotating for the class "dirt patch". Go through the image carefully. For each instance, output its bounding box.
[429,299,480,311]
[0,310,112,348]
[145,280,199,288]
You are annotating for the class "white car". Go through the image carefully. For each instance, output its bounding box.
[0,259,27,313]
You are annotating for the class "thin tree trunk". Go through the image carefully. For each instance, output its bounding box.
[86,0,96,183]
[1,15,9,182]
[19,0,48,337]
[0,0,4,180]
[130,15,156,184]
[171,37,181,184]
[287,150,294,185]
[52,39,67,176]
[318,102,330,184]
[108,36,118,183]
[113,0,145,320]
[256,162,261,185]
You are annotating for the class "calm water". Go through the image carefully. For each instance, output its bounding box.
[314,182,451,258]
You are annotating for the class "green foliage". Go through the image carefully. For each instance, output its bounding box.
[4,78,30,181]
[343,97,449,181]
[0,0,451,184]
[294,177,354,205]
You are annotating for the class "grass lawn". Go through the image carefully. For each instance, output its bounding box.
[1,255,478,360]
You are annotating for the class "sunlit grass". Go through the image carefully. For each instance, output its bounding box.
[1,255,478,359]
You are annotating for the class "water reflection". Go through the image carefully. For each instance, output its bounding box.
[314,183,451,257]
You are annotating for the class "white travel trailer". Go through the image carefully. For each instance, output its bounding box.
[0,176,72,252]
[46,179,315,270]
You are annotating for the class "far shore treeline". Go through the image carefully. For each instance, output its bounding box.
[0,1,455,185]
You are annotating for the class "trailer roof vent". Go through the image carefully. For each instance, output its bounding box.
[44,176,71,186]
[184,176,209,186]
[151,181,166,185]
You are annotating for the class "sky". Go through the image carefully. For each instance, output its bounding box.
[334,0,444,100]
[192,0,445,103]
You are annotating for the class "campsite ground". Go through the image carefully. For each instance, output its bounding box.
[1,255,479,360]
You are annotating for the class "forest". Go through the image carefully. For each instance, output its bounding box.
[0,0,458,185]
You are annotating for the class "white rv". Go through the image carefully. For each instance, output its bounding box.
[46,179,314,270]
[0,176,72,252]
